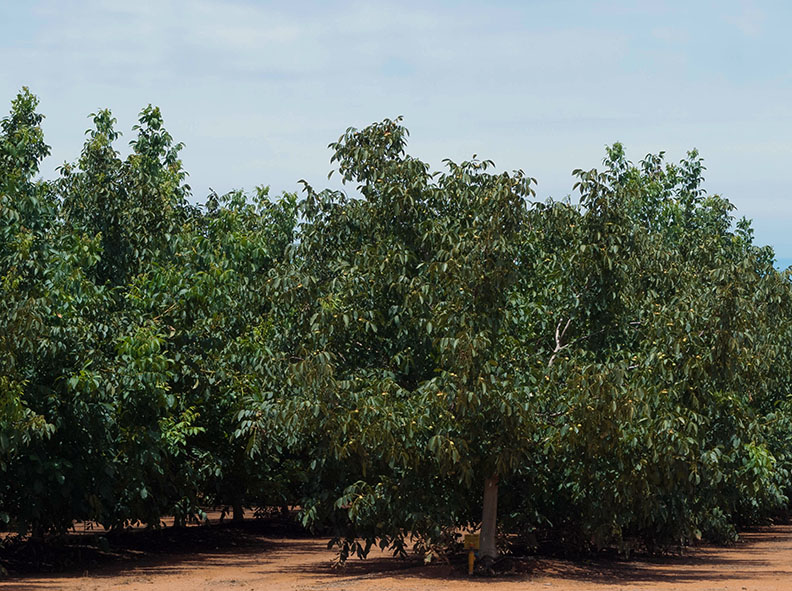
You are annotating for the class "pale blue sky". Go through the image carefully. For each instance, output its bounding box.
[2,1,791,263]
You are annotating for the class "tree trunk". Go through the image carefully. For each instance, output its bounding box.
[479,474,499,562]
[232,492,245,523]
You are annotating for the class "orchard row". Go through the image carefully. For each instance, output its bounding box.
[2,89,791,561]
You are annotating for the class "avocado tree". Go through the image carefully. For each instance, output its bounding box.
[0,89,118,536]
[0,88,55,463]
[512,145,792,550]
[248,118,543,562]
[57,104,299,527]
[1,89,301,536]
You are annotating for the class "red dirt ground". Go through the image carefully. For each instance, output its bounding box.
[2,523,791,590]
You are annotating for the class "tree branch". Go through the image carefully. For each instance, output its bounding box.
[548,317,572,367]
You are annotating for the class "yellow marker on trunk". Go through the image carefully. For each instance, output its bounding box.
[464,534,480,575]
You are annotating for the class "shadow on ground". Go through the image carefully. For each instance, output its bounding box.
[2,521,791,589]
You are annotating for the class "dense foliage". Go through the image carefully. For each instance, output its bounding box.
[2,89,791,562]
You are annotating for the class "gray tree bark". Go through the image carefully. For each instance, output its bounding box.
[479,474,499,562]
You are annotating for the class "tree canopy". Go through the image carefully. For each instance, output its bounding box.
[2,89,791,566]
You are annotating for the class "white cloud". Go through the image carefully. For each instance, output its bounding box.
[724,0,766,36]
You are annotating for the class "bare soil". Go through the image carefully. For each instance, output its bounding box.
[2,519,791,591]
